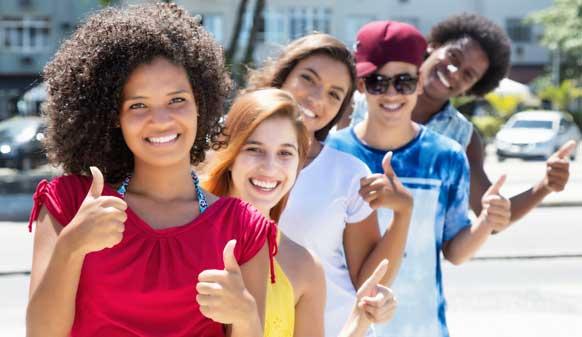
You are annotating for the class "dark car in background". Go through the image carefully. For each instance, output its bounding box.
[0,117,47,170]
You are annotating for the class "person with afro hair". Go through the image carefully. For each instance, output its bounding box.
[26,3,275,337]
[348,13,575,233]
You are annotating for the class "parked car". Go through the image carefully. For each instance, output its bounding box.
[0,116,47,170]
[495,110,581,161]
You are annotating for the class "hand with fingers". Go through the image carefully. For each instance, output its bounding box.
[543,140,576,193]
[359,152,413,213]
[341,259,397,337]
[60,166,127,256]
[355,259,397,325]
[480,175,511,233]
[196,240,258,326]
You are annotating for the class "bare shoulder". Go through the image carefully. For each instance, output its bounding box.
[277,234,325,300]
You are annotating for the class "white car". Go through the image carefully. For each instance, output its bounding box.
[495,110,581,161]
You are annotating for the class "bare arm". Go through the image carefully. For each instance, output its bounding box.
[293,255,326,337]
[346,152,413,287]
[26,207,84,337]
[443,174,510,265]
[224,243,269,337]
[344,208,411,289]
[466,131,570,226]
[27,168,126,337]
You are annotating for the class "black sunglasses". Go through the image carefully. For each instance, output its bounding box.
[364,73,419,95]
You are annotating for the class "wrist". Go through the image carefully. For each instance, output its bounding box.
[341,307,370,337]
[536,180,553,195]
[57,226,88,259]
[55,233,86,263]
[234,292,260,328]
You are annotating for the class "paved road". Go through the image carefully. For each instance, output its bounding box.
[446,257,582,337]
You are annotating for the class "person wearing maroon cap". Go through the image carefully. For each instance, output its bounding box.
[347,13,575,234]
[327,20,511,337]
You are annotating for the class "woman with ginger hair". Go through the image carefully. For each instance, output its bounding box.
[200,88,396,337]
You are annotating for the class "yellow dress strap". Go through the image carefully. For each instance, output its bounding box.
[264,260,295,337]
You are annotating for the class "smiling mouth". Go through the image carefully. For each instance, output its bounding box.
[380,102,404,112]
[145,133,180,145]
[300,106,317,119]
[249,178,280,191]
[436,70,452,89]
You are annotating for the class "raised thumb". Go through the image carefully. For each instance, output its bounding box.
[223,240,240,273]
[554,140,576,159]
[382,152,395,178]
[88,166,104,198]
[485,174,506,196]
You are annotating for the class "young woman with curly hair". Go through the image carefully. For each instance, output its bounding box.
[26,3,275,337]
[202,88,396,337]
[245,34,412,337]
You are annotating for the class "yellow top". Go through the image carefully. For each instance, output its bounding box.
[264,260,295,337]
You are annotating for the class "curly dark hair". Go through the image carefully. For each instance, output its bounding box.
[43,3,231,184]
[427,13,511,96]
[245,33,356,142]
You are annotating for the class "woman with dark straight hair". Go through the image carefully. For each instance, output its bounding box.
[245,34,413,337]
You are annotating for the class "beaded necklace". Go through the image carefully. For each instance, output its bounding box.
[116,171,208,213]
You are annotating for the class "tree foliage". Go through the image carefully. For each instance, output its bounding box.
[527,0,582,80]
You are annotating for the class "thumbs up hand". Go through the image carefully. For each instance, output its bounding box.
[543,140,576,192]
[359,152,413,213]
[480,175,511,233]
[355,259,397,324]
[196,240,257,325]
[61,166,127,256]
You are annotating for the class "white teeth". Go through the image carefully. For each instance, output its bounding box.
[147,134,178,144]
[251,178,278,190]
[437,70,451,89]
[301,107,316,118]
[447,64,458,73]
[381,103,403,111]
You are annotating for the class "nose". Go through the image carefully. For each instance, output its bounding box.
[307,85,324,111]
[259,152,279,173]
[151,107,173,125]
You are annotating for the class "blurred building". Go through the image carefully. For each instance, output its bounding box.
[0,0,101,120]
[176,0,552,84]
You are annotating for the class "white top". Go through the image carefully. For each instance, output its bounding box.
[279,145,374,337]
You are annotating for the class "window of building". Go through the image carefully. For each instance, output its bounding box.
[506,18,532,43]
[264,6,332,43]
[200,14,224,44]
[0,17,50,53]
[345,15,376,51]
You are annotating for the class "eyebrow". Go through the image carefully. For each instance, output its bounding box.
[125,89,190,101]
[245,140,298,150]
[304,67,346,94]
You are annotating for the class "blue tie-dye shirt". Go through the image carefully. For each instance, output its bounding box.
[327,125,471,337]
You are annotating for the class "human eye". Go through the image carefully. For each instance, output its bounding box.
[244,146,262,154]
[329,91,342,101]
[279,149,295,157]
[129,102,146,110]
[169,97,186,104]
[300,73,315,84]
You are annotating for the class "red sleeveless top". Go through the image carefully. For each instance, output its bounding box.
[29,175,277,337]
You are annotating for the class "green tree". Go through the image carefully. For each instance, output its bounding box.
[527,0,582,81]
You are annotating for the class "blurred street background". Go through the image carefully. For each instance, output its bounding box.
[1,0,581,336]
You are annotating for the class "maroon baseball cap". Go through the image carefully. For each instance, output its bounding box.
[354,20,427,77]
